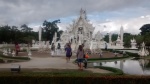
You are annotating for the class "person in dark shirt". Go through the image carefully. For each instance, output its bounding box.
[65,44,72,63]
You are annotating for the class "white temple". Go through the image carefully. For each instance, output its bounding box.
[32,9,125,55]
[60,9,96,51]
[59,9,125,52]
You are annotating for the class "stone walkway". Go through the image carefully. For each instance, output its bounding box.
[0,51,112,73]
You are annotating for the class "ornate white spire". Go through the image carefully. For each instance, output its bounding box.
[80,8,86,19]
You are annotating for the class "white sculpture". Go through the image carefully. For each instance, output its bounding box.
[131,38,137,49]
[138,42,149,57]
[28,50,32,58]
[114,26,124,49]
[12,50,15,57]
[8,48,11,54]
[120,26,124,45]
[39,26,42,41]
[109,33,112,44]
[3,48,5,55]
[4,49,8,56]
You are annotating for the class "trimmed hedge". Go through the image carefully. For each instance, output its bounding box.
[0,54,30,60]
[126,52,140,57]
[102,49,138,51]
[0,75,150,84]
[97,66,123,75]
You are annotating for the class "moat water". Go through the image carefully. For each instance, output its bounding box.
[88,59,150,75]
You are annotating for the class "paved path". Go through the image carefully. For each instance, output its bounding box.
[0,56,112,73]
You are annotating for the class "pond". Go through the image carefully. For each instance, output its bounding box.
[88,59,150,75]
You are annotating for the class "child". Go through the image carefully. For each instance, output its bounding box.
[83,53,89,68]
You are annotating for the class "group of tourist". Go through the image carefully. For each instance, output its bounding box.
[15,41,88,70]
[64,43,88,70]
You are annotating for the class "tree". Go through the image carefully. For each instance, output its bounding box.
[140,24,150,35]
[135,34,143,47]
[140,24,150,46]
[123,33,133,48]
[57,30,63,41]
[103,34,109,43]
[111,34,118,42]
[21,24,33,32]
[43,19,60,43]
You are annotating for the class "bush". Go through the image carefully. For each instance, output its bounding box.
[0,54,30,60]
[96,66,123,75]
[0,75,150,84]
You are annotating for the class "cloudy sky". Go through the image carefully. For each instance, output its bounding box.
[0,0,150,34]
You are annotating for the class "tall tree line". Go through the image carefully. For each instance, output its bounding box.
[0,20,63,44]
[0,24,38,44]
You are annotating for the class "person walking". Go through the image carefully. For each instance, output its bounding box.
[65,44,72,63]
[81,44,88,69]
[15,42,20,56]
[51,43,55,56]
[76,45,84,70]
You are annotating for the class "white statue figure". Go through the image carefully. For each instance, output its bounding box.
[12,50,15,57]
[138,42,149,57]
[8,48,11,54]
[130,38,137,49]
[28,50,32,58]
[3,48,5,55]
[4,49,8,56]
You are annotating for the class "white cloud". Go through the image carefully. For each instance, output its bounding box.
[92,15,150,35]
[0,0,150,26]
[0,0,150,35]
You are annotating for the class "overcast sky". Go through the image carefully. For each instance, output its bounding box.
[0,0,150,34]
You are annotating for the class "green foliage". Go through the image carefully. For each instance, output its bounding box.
[96,66,123,75]
[111,34,118,42]
[126,52,140,57]
[135,34,143,47]
[0,74,150,84]
[0,24,38,43]
[42,20,61,44]
[104,33,135,48]
[123,33,133,47]
[140,24,150,46]
[140,24,150,36]
[103,34,109,43]
[21,24,33,32]
[0,54,30,60]
[0,20,63,44]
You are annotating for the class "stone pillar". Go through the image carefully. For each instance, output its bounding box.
[120,26,124,44]
[109,33,112,44]
[39,26,42,41]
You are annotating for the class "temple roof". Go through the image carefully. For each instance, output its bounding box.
[69,9,95,34]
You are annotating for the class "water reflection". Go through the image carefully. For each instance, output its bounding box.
[88,59,150,75]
